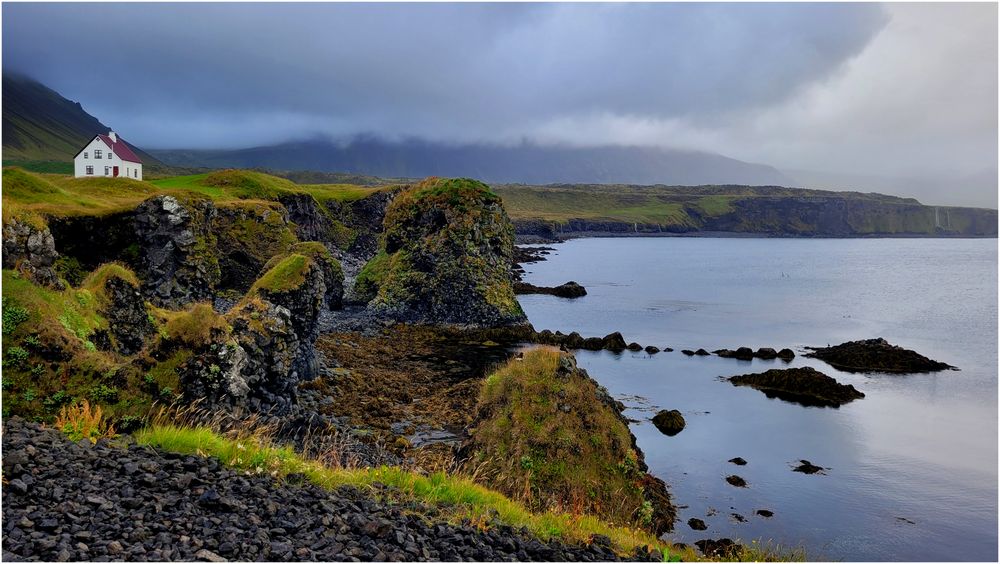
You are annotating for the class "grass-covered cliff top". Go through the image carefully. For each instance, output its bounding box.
[2,167,384,223]
[493,182,992,223]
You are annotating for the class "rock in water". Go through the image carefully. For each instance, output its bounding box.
[805,338,955,373]
[513,281,587,298]
[728,457,747,466]
[687,518,708,531]
[695,538,741,559]
[728,367,865,408]
[651,410,686,436]
[725,475,748,488]
[355,178,526,327]
[793,460,826,474]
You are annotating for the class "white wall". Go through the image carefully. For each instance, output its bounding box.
[73,136,143,181]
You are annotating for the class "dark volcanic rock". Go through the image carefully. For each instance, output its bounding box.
[627,342,643,352]
[756,509,774,518]
[2,418,646,563]
[602,332,628,352]
[755,347,778,360]
[651,410,685,436]
[644,346,660,354]
[2,217,64,289]
[728,457,747,466]
[793,460,826,475]
[805,338,955,373]
[714,347,755,360]
[725,475,747,488]
[101,275,154,356]
[514,281,587,299]
[694,349,710,356]
[728,367,865,408]
[133,195,220,307]
[681,349,695,356]
[777,348,796,361]
[687,518,707,531]
[695,538,741,559]
[359,178,526,328]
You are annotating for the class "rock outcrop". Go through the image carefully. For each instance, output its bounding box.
[356,178,527,327]
[100,275,154,356]
[2,217,64,289]
[461,349,675,535]
[133,195,220,308]
[213,202,298,293]
[728,367,865,408]
[180,247,343,414]
[805,338,955,373]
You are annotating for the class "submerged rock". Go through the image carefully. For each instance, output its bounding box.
[644,345,660,354]
[756,509,774,518]
[805,338,955,373]
[728,367,865,408]
[728,457,747,466]
[792,460,826,475]
[694,348,711,356]
[725,475,748,488]
[651,410,686,436]
[627,342,643,352]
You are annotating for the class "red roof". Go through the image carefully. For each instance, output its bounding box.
[97,134,142,164]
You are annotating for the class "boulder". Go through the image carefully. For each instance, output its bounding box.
[687,518,707,531]
[645,345,660,354]
[627,342,643,352]
[725,475,748,488]
[601,332,628,352]
[777,348,796,361]
[582,337,604,351]
[792,460,825,475]
[694,348,711,356]
[805,338,955,373]
[651,410,685,436]
[101,275,153,356]
[754,347,778,360]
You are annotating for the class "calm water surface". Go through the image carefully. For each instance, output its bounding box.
[517,237,997,562]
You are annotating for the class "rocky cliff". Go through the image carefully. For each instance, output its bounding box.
[355,177,527,327]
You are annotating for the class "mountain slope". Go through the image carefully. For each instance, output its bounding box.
[2,73,162,166]
[150,137,792,186]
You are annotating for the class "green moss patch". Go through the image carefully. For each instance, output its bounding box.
[251,254,311,294]
[466,349,655,531]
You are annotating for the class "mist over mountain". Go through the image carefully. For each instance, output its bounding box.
[150,137,792,187]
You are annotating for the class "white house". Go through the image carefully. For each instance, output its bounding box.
[73,132,143,180]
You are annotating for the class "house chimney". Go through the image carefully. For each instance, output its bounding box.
[108,131,117,142]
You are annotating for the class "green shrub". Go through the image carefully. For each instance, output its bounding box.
[2,298,30,335]
[88,384,119,403]
[54,256,87,287]
[4,346,30,368]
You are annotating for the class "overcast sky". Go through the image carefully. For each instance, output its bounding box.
[4,2,997,206]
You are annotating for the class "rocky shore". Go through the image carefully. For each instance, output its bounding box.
[1,418,656,563]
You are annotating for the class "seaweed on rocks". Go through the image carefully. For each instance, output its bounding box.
[728,367,865,408]
[805,338,955,373]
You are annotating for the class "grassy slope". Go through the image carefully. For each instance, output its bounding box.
[2,167,382,223]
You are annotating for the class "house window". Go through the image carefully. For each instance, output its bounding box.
[86,166,94,175]
[134,169,138,178]
[108,152,112,159]
[83,152,88,159]
[104,166,109,176]
[94,150,102,159]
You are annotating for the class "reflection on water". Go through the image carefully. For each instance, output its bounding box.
[519,237,997,562]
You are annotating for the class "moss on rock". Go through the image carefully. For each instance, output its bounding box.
[462,348,675,533]
[361,177,526,327]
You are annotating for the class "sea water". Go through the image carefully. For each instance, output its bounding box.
[517,237,998,562]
